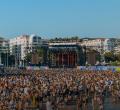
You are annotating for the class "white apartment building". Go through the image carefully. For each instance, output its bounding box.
[114,45,120,54]
[81,38,114,53]
[103,39,114,52]
[9,35,29,63]
[9,34,44,66]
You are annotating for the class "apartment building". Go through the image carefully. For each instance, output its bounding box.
[81,38,114,53]
[9,34,44,66]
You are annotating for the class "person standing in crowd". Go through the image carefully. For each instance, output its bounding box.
[1,69,120,109]
[46,98,53,110]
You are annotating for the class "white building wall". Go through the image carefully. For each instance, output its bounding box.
[81,38,114,52]
[9,34,43,65]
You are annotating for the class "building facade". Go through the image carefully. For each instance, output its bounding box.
[103,39,114,52]
[86,49,100,65]
[0,37,9,66]
[9,34,44,66]
[81,38,114,53]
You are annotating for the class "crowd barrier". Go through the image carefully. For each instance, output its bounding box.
[26,66,49,70]
[26,66,120,72]
[79,66,120,72]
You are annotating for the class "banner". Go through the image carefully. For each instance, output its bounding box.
[79,66,120,72]
[27,66,49,70]
[115,67,120,72]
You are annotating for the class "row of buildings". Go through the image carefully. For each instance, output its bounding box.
[0,35,119,67]
[0,35,46,66]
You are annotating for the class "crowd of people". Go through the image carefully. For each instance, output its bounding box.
[0,68,120,110]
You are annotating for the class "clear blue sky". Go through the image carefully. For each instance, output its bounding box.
[0,0,120,39]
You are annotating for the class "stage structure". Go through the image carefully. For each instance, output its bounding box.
[43,43,86,68]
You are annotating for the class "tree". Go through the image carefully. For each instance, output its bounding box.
[71,36,79,41]
[37,47,44,61]
[24,52,32,65]
[96,53,101,62]
[115,52,120,62]
[8,55,15,66]
[104,51,116,62]
[110,61,120,66]
[37,47,44,64]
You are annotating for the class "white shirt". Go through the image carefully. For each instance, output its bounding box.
[46,101,53,110]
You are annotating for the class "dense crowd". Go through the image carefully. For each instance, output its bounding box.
[0,68,120,110]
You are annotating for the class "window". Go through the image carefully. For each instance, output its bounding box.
[33,37,37,42]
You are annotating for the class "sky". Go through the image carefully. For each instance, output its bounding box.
[0,0,120,39]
